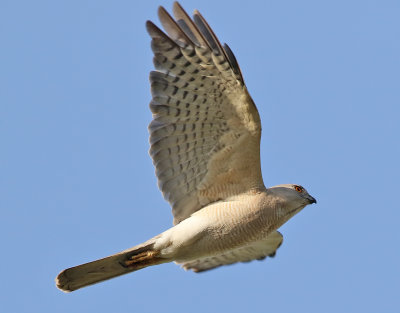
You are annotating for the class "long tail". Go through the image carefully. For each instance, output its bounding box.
[56,239,167,292]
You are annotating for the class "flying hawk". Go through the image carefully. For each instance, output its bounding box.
[56,2,316,292]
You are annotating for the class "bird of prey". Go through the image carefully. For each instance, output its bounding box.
[56,2,316,292]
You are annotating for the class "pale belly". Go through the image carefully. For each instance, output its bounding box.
[154,192,280,262]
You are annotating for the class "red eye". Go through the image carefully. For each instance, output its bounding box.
[295,186,303,193]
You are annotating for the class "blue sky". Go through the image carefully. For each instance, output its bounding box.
[1,0,400,312]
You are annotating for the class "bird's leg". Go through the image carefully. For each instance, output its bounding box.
[122,250,161,268]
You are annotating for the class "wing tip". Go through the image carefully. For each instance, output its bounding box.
[145,20,157,34]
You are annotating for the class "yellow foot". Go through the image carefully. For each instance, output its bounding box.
[124,250,159,267]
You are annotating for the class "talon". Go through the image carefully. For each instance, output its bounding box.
[124,259,136,267]
[122,251,160,268]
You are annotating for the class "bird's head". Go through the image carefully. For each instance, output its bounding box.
[268,184,317,218]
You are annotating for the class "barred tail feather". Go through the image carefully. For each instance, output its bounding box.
[56,240,165,292]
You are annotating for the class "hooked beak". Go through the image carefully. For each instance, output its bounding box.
[307,195,317,204]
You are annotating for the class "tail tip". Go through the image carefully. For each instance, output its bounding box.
[55,269,73,293]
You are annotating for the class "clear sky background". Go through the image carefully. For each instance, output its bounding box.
[1,0,400,312]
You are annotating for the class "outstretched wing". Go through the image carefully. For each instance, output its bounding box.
[147,2,264,224]
[180,231,283,272]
